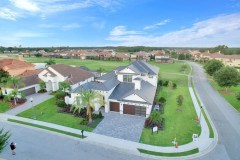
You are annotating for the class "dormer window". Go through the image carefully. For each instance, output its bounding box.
[141,73,146,76]
[123,75,132,82]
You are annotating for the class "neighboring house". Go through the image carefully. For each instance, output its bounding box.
[153,50,174,63]
[130,51,150,62]
[115,53,129,61]
[67,61,159,118]
[0,58,35,76]
[2,73,41,96]
[38,64,94,92]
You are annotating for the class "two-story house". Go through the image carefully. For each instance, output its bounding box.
[66,61,159,118]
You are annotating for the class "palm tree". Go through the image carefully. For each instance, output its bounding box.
[71,90,102,123]
[5,77,24,106]
[59,82,71,93]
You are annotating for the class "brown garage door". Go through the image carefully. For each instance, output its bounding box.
[23,87,36,96]
[135,106,146,117]
[123,104,135,115]
[110,102,120,112]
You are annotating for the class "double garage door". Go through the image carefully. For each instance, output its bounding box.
[22,87,36,96]
[110,102,146,117]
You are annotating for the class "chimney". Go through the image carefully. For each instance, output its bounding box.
[133,78,142,90]
[18,55,24,61]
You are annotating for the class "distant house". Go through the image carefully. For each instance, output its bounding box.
[38,64,94,92]
[115,53,129,61]
[130,51,150,62]
[153,50,174,63]
[66,61,159,118]
[0,58,35,76]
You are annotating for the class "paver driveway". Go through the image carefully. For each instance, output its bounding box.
[93,112,145,142]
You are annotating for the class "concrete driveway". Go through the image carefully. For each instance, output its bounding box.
[93,112,145,142]
[5,92,53,115]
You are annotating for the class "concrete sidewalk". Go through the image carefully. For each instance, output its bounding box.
[4,92,53,115]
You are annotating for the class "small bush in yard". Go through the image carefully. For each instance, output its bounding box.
[159,97,166,104]
[163,80,169,86]
[80,119,88,125]
[236,92,240,101]
[56,100,66,108]
[98,111,103,118]
[144,111,162,128]
[92,113,99,119]
[55,91,65,99]
[172,83,177,89]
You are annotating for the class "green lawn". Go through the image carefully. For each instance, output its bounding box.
[208,77,240,112]
[17,97,97,132]
[8,119,86,138]
[24,57,129,72]
[138,148,199,157]
[140,63,200,146]
[0,101,10,113]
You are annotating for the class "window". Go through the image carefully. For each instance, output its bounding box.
[123,75,132,82]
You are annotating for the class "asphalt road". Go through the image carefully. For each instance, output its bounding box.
[190,62,240,160]
[0,122,152,160]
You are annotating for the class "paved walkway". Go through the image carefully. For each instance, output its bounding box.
[93,112,145,142]
[4,92,53,115]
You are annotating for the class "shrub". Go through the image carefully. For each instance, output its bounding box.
[92,113,99,119]
[163,80,169,86]
[172,83,177,89]
[79,108,87,118]
[144,111,163,129]
[159,97,166,104]
[56,100,66,108]
[158,80,163,86]
[38,89,47,93]
[55,91,65,99]
[98,111,103,118]
[236,92,240,101]
[80,119,88,125]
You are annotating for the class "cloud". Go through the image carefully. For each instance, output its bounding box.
[62,23,81,30]
[144,19,171,30]
[107,13,240,47]
[10,0,40,12]
[109,26,142,36]
[0,7,20,20]
[1,0,122,20]
[14,31,47,38]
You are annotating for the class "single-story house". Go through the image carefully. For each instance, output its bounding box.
[66,61,159,118]
[38,64,94,92]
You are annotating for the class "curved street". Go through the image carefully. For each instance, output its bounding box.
[190,62,240,160]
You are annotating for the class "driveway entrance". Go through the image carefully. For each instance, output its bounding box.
[93,112,145,142]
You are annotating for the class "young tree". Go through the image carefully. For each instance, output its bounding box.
[45,59,56,66]
[59,82,71,93]
[213,66,240,91]
[177,95,184,107]
[71,90,102,123]
[97,67,105,77]
[39,81,46,91]
[204,60,224,76]
[0,69,9,97]
[0,128,11,153]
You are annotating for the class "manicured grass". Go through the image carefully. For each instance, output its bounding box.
[24,57,129,72]
[8,119,86,138]
[208,77,240,112]
[150,61,191,75]
[140,63,200,146]
[0,101,10,113]
[138,148,199,157]
[17,97,98,132]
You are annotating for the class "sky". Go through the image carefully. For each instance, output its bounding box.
[0,0,240,47]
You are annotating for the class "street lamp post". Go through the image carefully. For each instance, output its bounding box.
[199,106,203,125]
[30,97,36,120]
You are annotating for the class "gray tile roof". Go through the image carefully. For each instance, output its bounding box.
[97,66,125,81]
[120,61,159,75]
[71,77,120,93]
[109,80,157,105]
